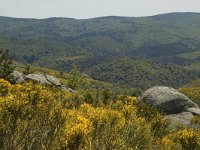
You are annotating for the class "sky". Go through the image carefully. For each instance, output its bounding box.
[0,0,200,19]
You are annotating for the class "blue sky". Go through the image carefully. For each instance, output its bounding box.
[0,0,200,19]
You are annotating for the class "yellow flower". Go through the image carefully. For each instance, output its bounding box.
[0,79,11,96]
[175,129,200,149]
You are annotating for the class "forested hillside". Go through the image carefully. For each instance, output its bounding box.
[0,13,200,67]
[1,12,200,88]
[89,58,200,89]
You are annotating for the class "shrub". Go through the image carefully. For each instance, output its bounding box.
[175,129,200,150]
[1,78,199,149]
[67,65,83,90]
[0,49,14,80]
[0,80,70,149]
[179,87,200,106]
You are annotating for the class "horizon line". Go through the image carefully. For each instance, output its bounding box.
[0,11,199,20]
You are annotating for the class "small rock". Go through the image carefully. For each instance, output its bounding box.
[45,74,61,86]
[60,85,76,93]
[10,70,25,84]
[187,108,200,116]
[67,87,77,93]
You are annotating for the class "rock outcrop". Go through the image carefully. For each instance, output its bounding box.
[24,74,62,86]
[25,74,52,85]
[10,71,76,93]
[139,86,200,127]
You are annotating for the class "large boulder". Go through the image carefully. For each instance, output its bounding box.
[139,86,200,127]
[139,86,199,115]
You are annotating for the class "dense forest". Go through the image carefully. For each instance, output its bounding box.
[89,58,200,89]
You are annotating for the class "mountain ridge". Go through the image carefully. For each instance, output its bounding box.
[1,12,200,88]
[1,12,200,19]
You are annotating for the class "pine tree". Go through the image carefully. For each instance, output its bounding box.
[0,49,14,80]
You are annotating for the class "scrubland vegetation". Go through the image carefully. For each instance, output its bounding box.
[1,12,200,149]
[0,79,200,150]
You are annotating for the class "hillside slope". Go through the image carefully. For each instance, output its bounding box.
[0,13,200,70]
[1,13,200,88]
[88,58,200,89]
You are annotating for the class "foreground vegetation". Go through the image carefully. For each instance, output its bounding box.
[0,79,200,150]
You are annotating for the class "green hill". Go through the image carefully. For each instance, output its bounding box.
[0,13,200,69]
[88,58,200,89]
[1,13,200,88]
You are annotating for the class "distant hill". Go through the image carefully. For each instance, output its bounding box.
[0,13,200,68]
[88,57,200,89]
[1,12,200,88]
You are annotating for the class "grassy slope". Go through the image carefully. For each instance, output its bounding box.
[179,79,200,106]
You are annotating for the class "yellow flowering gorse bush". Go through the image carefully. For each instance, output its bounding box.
[0,79,200,149]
